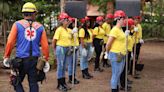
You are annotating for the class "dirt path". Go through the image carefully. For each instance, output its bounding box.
[0,41,164,92]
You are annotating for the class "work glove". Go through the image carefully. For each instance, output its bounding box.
[90,46,94,54]
[72,27,78,34]
[107,52,111,60]
[3,58,10,68]
[139,39,144,44]
[104,52,108,59]
[131,52,134,58]
[10,70,17,76]
[134,27,138,32]
[81,48,87,57]
[43,62,50,73]
[125,30,130,36]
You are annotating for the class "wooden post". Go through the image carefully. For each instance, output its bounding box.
[60,0,65,12]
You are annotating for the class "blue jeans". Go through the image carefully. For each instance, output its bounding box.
[80,43,92,70]
[15,58,38,92]
[55,46,69,79]
[108,52,125,89]
[66,47,78,76]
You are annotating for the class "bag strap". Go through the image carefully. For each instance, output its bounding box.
[26,19,33,57]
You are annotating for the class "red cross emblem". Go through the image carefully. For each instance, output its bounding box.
[25,27,36,41]
[27,30,34,37]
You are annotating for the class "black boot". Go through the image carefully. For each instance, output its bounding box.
[62,78,71,90]
[94,67,104,72]
[82,69,91,79]
[57,78,67,92]
[117,85,119,92]
[103,59,110,68]
[86,68,93,78]
[68,75,80,84]
[112,89,118,92]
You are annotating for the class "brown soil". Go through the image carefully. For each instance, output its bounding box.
[0,41,164,92]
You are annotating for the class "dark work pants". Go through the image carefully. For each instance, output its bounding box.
[14,58,38,92]
[93,38,103,69]
[135,43,141,63]
[120,52,131,88]
[131,43,142,73]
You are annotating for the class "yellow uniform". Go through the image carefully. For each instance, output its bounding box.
[71,32,79,46]
[79,28,93,43]
[109,26,126,55]
[93,26,105,39]
[134,24,142,43]
[128,35,134,52]
[53,26,72,47]
[102,22,111,43]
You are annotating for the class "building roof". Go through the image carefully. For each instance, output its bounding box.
[87,4,104,16]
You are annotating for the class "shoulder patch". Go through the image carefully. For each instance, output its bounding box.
[32,22,43,29]
[17,20,30,28]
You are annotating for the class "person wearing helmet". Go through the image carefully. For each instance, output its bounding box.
[93,16,105,72]
[102,13,114,68]
[79,16,93,79]
[3,2,49,92]
[120,18,135,91]
[106,10,126,92]
[133,16,144,73]
[52,12,72,91]
[66,17,80,84]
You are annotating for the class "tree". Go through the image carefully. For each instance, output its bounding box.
[0,0,21,46]
[142,0,164,38]
[88,0,114,14]
[0,0,60,46]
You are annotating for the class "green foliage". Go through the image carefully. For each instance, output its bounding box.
[89,0,113,14]
[142,0,164,38]
[0,0,60,22]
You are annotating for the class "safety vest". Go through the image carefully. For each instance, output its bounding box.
[15,19,44,58]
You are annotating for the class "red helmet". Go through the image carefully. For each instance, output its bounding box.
[133,16,141,20]
[80,16,90,23]
[124,18,134,27]
[106,13,114,19]
[58,12,69,20]
[85,16,90,21]
[96,16,104,21]
[80,18,86,23]
[114,10,126,18]
[68,17,75,22]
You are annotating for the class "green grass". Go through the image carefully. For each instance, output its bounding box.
[48,46,55,65]
[0,46,55,66]
[0,51,4,62]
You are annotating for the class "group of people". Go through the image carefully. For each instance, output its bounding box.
[2,2,144,92]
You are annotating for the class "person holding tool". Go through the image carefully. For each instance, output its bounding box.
[79,16,93,79]
[52,12,72,91]
[93,16,105,72]
[67,17,80,84]
[133,16,144,63]
[3,2,49,92]
[120,18,135,91]
[132,16,144,77]
[106,10,127,92]
[102,13,114,68]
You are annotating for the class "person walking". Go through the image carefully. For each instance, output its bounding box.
[3,2,49,92]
